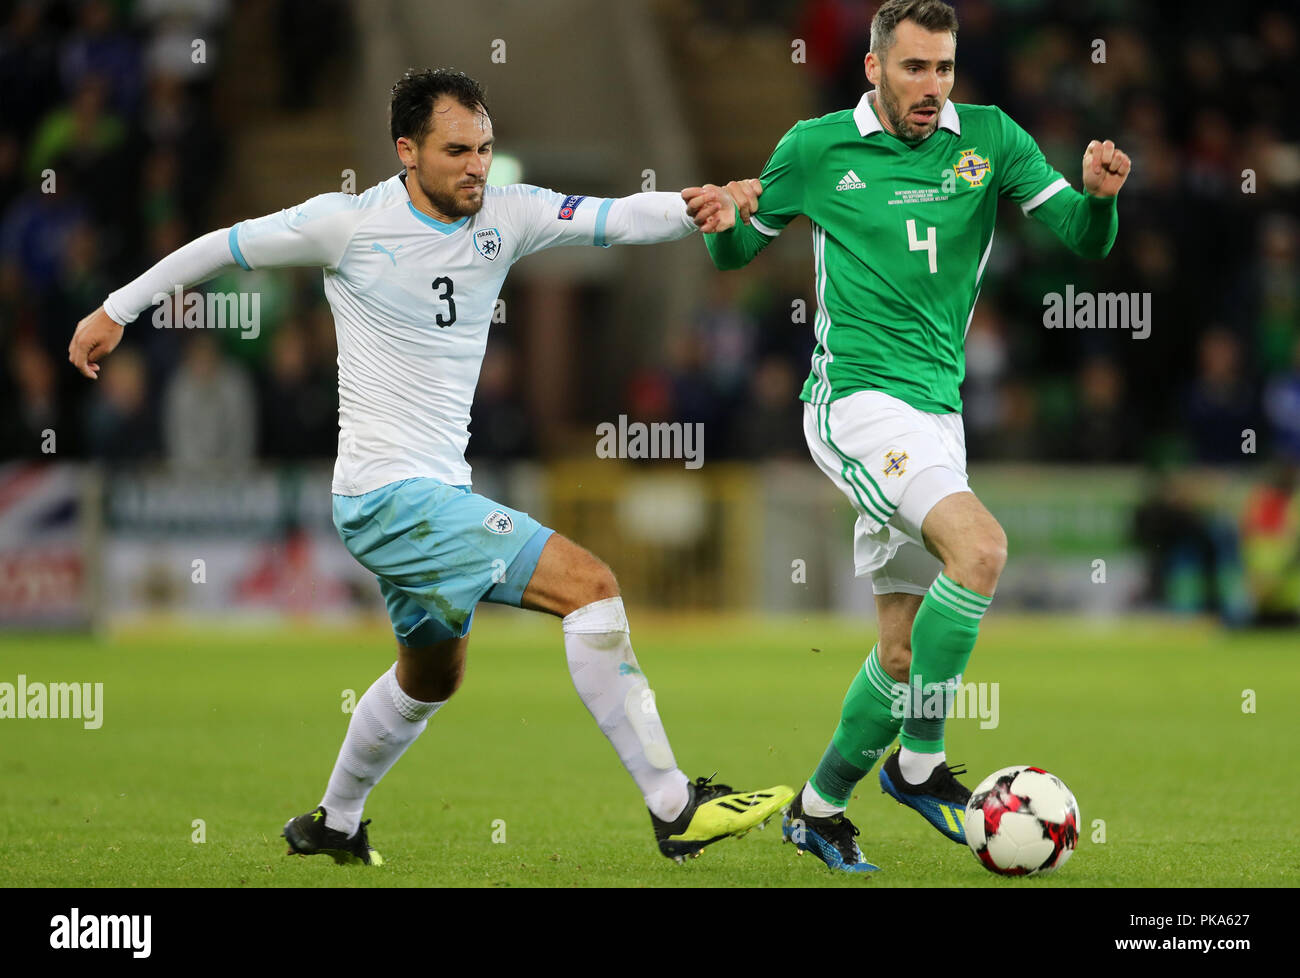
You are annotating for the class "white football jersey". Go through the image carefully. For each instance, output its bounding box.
[227,173,693,494]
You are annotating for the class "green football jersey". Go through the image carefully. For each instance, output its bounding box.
[704,90,1118,414]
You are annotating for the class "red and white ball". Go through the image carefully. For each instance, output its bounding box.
[964,765,1080,876]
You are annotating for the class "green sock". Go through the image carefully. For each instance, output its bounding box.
[900,572,992,754]
[809,644,907,808]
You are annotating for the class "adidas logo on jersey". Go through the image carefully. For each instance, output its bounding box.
[836,170,866,191]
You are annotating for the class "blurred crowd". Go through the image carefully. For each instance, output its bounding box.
[2,0,226,461]
[4,0,1296,474]
[0,0,350,467]
[2,1,1297,477]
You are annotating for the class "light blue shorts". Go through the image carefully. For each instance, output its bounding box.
[333,478,553,645]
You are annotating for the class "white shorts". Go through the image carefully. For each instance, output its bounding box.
[803,390,970,595]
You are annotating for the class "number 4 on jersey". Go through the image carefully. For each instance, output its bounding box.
[907,219,937,274]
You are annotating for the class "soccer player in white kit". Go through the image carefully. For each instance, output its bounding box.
[69,69,793,866]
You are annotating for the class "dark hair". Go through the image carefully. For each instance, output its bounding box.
[389,68,491,145]
[870,0,958,56]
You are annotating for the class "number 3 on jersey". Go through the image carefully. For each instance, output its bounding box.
[432,276,456,327]
[907,219,937,274]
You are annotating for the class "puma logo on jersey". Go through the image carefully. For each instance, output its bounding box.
[836,170,867,191]
[371,242,403,265]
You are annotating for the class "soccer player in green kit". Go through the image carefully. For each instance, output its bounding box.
[682,0,1130,871]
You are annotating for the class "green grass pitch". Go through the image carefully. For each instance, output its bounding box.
[1,612,1296,887]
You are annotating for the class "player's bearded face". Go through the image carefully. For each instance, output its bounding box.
[870,22,956,142]
[413,99,494,218]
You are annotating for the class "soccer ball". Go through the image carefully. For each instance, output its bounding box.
[964,765,1080,876]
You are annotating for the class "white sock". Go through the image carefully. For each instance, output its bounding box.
[801,782,844,818]
[319,663,444,835]
[899,747,944,786]
[563,596,690,822]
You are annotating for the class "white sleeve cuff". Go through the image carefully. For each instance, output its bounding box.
[601,192,697,245]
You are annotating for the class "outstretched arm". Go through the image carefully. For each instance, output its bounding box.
[595,191,699,245]
[510,186,703,254]
[511,170,774,257]
[68,192,361,379]
[69,228,241,379]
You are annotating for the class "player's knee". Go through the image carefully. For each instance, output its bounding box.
[951,524,1007,594]
[396,645,466,703]
[580,558,620,606]
[977,524,1008,578]
[402,667,463,704]
[878,638,911,683]
[552,553,621,617]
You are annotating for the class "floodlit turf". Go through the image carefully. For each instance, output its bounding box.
[1,611,1296,888]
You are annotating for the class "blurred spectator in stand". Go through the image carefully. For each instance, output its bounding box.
[258,320,336,460]
[1248,9,1299,139]
[274,0,350,109]
[135,0,228,95]
[0,0,61,140]
[304,296,339,375]
[59,0,142,116]
[468,343,535,461]
[3,337,61,456]
[694,275,756,410]
[1112,226,1185,441]
[732,355,804,459]
[1184,328,1257,464]
[1263,336,1300,464]
[162,331,256,470]
[46,220,110,358]
[962,303,1009,460]
[1239,463,1300,625]
[625,362,674,425]
[664,328,724,447]
[140,73,223,233]
[0,133,23,218]
[796,0,872,113]
[0,170,90,295]
[27,76,132,230]
[1133,467,1248,624]
[1069,357,1136,462]
[991,381,1041,461]
[139,147,182,229]
[1251,214,1299,374]
[82,345,157,461]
